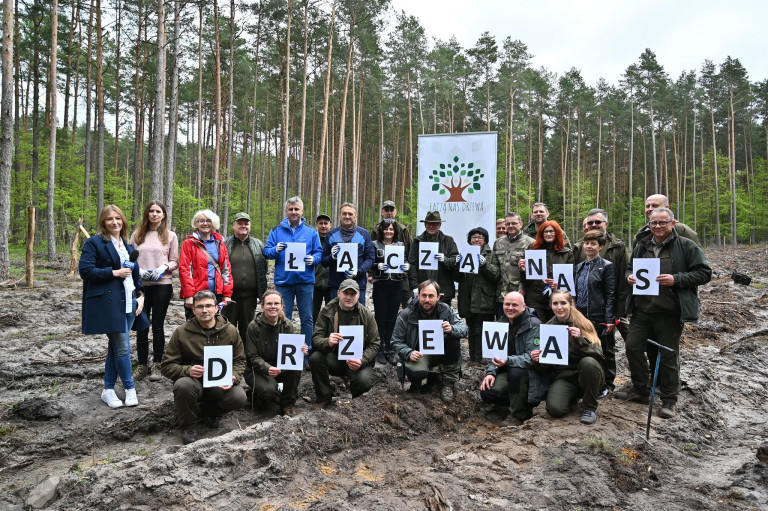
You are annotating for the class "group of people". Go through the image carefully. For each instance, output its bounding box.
[79,192,711,443]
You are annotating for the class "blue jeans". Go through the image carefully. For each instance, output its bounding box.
[276,283,314,349]
[105,300,137,390]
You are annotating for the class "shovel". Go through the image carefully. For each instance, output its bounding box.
[645,338,675,441]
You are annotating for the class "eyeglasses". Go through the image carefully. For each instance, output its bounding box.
[194,304,217,310]
[196,219,211,224]
[586,220,604,226]
[470,236,485,241]
[542,230,556,235]
[649,220,672,227]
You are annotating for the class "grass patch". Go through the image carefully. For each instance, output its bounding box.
[683,443,702,458]
[587,436,612,453]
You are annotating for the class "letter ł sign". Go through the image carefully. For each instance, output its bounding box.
[418,242,439,270]
[459,245,481,274]
[525,250,547,280]
[633,258,660,296]
[203,345,233,387]
[419,320,444,355]
[385,245,405,274]
[338,325,364,360]
[553,264,575,293]
[277,334,305,371]
[285,243,306,272]
[481,321,508,360]
[337,243,358,274]
[538,324,569,366]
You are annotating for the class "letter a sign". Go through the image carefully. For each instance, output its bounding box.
[459,245,481,274]
[538,324,569,366]
[337,243,359,274]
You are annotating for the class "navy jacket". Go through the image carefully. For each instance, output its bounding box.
[322,226,375,290]
[80,234,149,335]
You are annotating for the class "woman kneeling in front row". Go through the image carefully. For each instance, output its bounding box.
[532,290,605,425]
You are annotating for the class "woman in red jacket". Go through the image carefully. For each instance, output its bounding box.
[179,209,233,319]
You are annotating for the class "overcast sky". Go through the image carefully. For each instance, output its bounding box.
[388,0,768,86]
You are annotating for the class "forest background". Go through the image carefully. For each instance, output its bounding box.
[0,0,767,281]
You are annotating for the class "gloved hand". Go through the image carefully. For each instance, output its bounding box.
[455,253,462,264]
[304,255,314,266]
[434,252,445,262]
[412,289,418,298]
[150,264,168,282]
[139,269,152,281]
[400,262,410,272]
[344,270,356,278]
[478,255,486,266]
[378,263,389,271]
[331,245,340,259]
[276,242,287,253]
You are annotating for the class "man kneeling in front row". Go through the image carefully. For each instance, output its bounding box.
[161,290,247,444]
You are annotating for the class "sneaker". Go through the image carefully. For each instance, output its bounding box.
[133,365,148,381]
[659,403,676,419]
[386,352,397,365]
[101,389,123,408]
[613,387,650,404]
[499,415,525,428]
[440,386,455,403]
[182,429,198,445]
[580,409,598,425]
[206,414,220,429]
[376,352,387,365]
[148,363,163,382]
[281,406,297,417]
[124,388,139,407]
[597,388,610,400]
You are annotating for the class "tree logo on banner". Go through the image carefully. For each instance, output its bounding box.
[429,155,484,202]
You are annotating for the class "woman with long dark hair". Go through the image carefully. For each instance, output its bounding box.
[80,205,148,409]
[130,201,179,381]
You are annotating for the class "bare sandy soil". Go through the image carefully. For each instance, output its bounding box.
[1,247,767,510]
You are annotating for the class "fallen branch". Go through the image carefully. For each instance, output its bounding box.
[31,355,107,365]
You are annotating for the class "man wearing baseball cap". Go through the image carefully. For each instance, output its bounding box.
[313,214,333,321]
[309,279,381,408]
[407,211,459,305]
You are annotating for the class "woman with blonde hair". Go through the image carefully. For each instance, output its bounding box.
[531,290,604,425]
[130,200,179,381]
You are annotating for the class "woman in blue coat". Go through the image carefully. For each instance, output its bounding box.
[80,205,148,409]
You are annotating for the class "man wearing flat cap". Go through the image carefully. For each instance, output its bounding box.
[407,211,460,305]
[309,279,381,408]
[223,212,268,343]
[371,200,413,308]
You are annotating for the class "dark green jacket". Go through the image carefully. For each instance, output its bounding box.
[454,244,500,317]
[407,230,459,299]
[633,221,700,248]
[521,246,575,311]
[626,230,711,323]
[391,300,469,361]
[244,311,295,377]
[312,298,381,367]
[224,235,268,299]
[543,316,604,380]
[573,231,630,317]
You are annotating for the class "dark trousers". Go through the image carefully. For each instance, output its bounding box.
[579,314,616,390]
[136,284,173,365]
[403,337,462,387]
[466,313,495,362]
[172,376,247,427]
[313,285,332,322]
[545,357,605,416]
[222,294,258,344]
[372,279,402,353]
[480,367,535,420]
[309,351,373,403]
[626,309,683,404]
[245,368,301,408]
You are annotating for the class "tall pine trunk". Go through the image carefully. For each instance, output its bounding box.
[150,0,166,200]
[46,0,58,260]
[0,0,14,279]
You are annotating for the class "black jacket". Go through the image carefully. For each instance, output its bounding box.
[574,256,616,324]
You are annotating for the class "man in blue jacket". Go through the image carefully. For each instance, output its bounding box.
[322,202,375,305]
[263,197,322,349]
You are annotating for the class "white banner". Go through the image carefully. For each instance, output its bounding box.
[418,133,498,245]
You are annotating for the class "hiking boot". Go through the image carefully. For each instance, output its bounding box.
[101,389,123,409]
[182,429,198,445]
[499,415,525,428]
[580,409,598,425]
[206,414,220,429]
[659,403,676,419]
[124,388,139,407]
[311,400,332,410]
[613,387,650,404]
[440,385,455,403]
[281,406,297,417]
[376,351,387,365]
[597,388,610,400]
[386,352,397,365]
[148,363,163,382]
[133,365,148,381]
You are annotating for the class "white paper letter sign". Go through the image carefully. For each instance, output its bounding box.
[553,264,575,293]
[277,334,305,371]
[482,321,508,360]
[284,243,306,272]
[419,320,444,355]
[203,345,233,387]
[385,245,405,274]
[525,250,547,279]
[418,242,439,270]
[459,245,481,274]
[338,325,364,360]
[538,324,569,366]
[337,243,358,274]
[633,258,660,296]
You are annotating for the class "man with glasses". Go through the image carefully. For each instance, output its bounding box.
[616,208,711,419]
[493,212,534,319]
[161,290,247,444]
[572,208,631,396]
[633,194,700,248]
